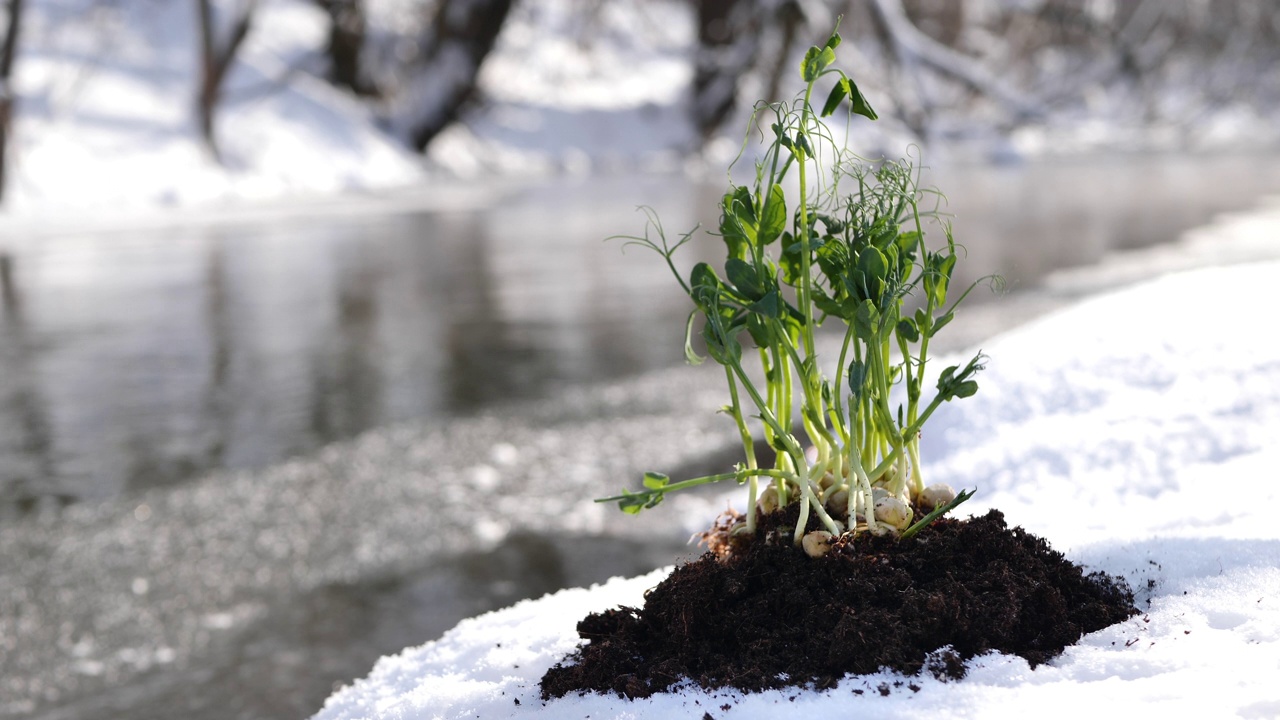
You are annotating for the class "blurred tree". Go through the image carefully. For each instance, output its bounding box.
[690,0,824,142]
[692,0,760,141]
[316,0,377,96]
[864,0,1043,138]
[197,0,255,163]
[393,0,516,152]
[0,0,22,201]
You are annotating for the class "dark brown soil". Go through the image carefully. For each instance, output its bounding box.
[540,507,1137,699]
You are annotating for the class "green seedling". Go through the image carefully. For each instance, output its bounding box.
[599,26,986,547]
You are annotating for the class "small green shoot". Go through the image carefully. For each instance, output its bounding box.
[598,25,989,547]
[900,488,975,541]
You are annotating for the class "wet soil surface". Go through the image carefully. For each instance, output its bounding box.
[541,508,1137,699]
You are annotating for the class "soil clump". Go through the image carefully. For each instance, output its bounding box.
[540,507,1137,699]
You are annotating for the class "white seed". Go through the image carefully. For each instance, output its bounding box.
[802,530,834,558]
[871,486,892,504]
[869,521,896,537]
[758,486,780,515]
[874,496,913,531]
[825,488,849,517]
[918,483,957,511]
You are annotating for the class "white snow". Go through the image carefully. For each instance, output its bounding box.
[6,0,425,219]
[311,213,1280,719]
[7,0,1275,220]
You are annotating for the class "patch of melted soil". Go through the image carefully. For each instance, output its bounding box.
[541,508,1136,699]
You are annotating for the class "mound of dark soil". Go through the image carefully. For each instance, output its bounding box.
[541,508,1136,699]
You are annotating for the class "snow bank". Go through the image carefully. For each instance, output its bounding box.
[7,0,424,219]
[311,252,1280,719]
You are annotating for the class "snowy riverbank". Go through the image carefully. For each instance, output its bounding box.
[2,0,697,220]
[9,0,1280,223]
[6,0,424,219]
[312,233,1280,718]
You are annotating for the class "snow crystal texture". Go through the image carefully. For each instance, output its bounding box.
[313,258,1280,719]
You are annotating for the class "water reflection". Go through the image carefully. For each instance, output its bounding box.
[2,156,1279,513]
[0,180,718,512]
[22,532,695,720]
[0,253,63,511]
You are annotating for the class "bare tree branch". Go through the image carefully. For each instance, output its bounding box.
[0,0,24,202]
[866,0,1044,120]
[197,0,255,163]
[395,0,515,152]
[316,0,376,96]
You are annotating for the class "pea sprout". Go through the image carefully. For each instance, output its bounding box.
[599,26,986,547]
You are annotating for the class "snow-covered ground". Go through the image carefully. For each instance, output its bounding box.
[6,0,424,218]
[9,0,1277,222]
[311,212,1280,718]
[2,0,702,220]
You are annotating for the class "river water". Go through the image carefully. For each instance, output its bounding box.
[5,153,1279,511]
[3,153,1280,719]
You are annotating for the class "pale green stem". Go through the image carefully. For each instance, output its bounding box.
[796,82,818,359]
[725,367,760,533]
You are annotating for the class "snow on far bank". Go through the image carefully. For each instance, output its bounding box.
[6,0,424,220]
[7,0,1278,221]
[311,242,1280,718]
[423,0,700,177]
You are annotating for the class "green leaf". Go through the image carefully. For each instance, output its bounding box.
[914,307,931,332]
[703,321,742,365]
[825,32,841,51]
[731,185,757,226]
[846,77,878,121]
[936,353,986,400]
[795,132,813,158]
[896,317,920,344]
[643,472,669,490]
[745,312,772,347]
[820,78,848,117]
[895,230,921,261]
[871,220,898,250]
[747,289,781,319]
[801,45,837,82]
[617,488,662,514]
[719,221,748,259]
[719,187,757,257]
[929,311,954,338]
[858,247,888,280]
[817,213,845,236]
[725,258,763,300]
[690,262,721,307]
[757,184,787,246]
[931,254,957,306]
[937,364,958,387]
[778,232,804,286]
[812,287,843,318]
[856,247,888,299]
[853,299,879,339]
[847,359,867,401]
[815,237,849,284]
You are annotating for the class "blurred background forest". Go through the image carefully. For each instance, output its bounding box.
[3,3,1280,719]
[0,0,1278,211]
